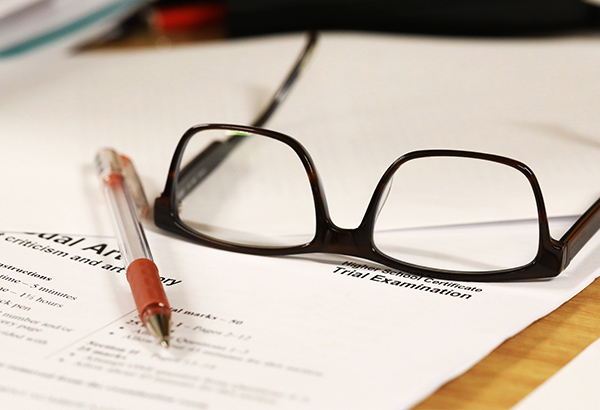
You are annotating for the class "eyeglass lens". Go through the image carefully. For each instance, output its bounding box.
[373,156,539,272]
[176,129,316,247]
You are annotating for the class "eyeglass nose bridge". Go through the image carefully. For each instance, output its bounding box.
[315,218,378,260]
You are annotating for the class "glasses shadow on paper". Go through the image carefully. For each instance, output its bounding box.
[283,251,501,273]
[247,84,274,119]
[513,121,600,150]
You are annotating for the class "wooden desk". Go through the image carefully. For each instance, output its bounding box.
[91,29,600,410]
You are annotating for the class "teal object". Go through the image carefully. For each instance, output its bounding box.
[0,0,145,58]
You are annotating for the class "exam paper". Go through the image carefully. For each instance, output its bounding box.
[0,224,599,409]
[1,33,600,237]
[514,338,600,410]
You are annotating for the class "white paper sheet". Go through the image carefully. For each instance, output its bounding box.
[1,33,600,238]
[0,0,46,20]
[2,31,600,410]
[0,222,599,409]
[514,337,600,410]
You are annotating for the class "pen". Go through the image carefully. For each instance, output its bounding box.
[151,3,226,33]
[95,148,171,348]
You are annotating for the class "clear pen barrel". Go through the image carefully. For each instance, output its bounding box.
[96,149,152,266]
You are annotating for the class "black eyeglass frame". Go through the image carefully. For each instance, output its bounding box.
[153,31,600,282]
[154,122,600,282]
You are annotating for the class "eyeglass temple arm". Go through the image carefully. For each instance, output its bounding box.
[559,195,600,267]
[249,31,318,129]
[174,32,319,200]
[175,133,244,199]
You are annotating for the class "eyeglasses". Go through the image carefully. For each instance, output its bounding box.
[154,32,600,282]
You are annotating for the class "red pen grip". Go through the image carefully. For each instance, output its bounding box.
[126,258,171,322]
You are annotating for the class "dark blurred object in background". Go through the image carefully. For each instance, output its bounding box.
[225,0,598,37]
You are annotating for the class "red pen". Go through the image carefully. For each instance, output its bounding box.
[96,148,171,348]
[151,3,227,32]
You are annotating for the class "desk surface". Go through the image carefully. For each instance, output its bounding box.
[89,29,600,410]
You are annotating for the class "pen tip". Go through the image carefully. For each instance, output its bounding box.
[145,313,171,349]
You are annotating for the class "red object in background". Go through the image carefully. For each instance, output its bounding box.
[153,3,227,32]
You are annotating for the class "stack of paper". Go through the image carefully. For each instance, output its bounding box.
[0,0,146,58]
